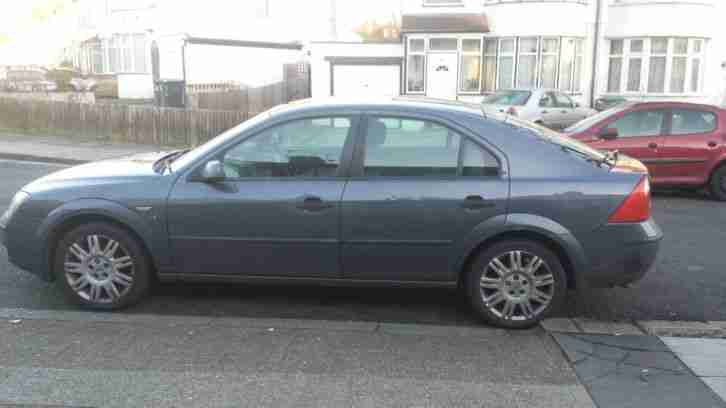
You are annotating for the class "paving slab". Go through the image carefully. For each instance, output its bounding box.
[541,318,580,333]
[640,320,724,337]
[553,333,725,408]
[573,318,643,335]
[661,337,726,377]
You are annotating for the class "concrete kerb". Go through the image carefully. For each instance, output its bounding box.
[541,318,726,338]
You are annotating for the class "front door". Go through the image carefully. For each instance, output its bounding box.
[341,116,508,282]
[657,108,722,185]
[426,53,458,100]
[166,116,357,278]
[590,109,668,180]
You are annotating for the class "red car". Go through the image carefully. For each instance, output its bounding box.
[566,102,726,200]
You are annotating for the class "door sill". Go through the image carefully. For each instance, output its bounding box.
[158,273,457,289]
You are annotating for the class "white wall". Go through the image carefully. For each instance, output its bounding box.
[117,73,154,99]
[308,42,404,98]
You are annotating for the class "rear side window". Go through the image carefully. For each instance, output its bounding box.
[362,117,499,177]
[607,110,665,138]
[670,109,717,135]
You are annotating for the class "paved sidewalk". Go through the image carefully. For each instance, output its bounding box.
[0,309,594,408]
[542,318,726,408]
[0,132,161,164]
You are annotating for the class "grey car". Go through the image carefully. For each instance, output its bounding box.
[481,89,597,129]
[0,98,662,328]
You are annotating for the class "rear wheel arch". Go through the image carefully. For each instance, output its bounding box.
[47,213,156,282]
[708,160,726,201]
[458,230,577,290]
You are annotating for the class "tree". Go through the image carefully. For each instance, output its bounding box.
[354,16,401,42]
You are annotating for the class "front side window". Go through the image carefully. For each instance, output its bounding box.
[362,117,499,177]
[607,110,665,138]
[553,93,573,108]
[221,117,351,178]
[670,109,717,135]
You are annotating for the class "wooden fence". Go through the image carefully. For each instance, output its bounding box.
[187,78,309,112]
[0,97,252,147]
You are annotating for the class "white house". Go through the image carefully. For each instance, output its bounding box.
[311,0,726,107]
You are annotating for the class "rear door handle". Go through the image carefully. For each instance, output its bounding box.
[462,195,495,210]
[708,141,718,148]
[648,143,658,149]
[296,195,333,211]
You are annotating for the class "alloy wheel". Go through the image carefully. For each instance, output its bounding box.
[479,250,555,322]
[63,234,135,304]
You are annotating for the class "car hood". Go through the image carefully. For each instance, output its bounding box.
[22,151,173,193]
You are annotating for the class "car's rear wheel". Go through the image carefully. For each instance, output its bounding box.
[54,222,151,310]
[709,165,726,202]
[465,240,566,329]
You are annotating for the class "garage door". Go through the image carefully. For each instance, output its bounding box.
[332,65,400,97]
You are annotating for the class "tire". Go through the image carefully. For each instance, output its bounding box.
[54,222,151,310]
[465,240,567,329]
[709,165,726,202]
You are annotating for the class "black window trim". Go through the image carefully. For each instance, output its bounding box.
[664,107,718,137]
[601,108,668,139]
[187,114,361,182]
[350,113,503,179]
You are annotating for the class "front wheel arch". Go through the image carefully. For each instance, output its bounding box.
[47,214,156,282]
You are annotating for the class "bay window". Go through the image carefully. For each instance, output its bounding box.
[498,38,516,89]
[607,37,705,96]
[459,38,482,93]
[482,38,498,92]
[539,38,559,89]
[78,33,150,75]
[516,38,538,89]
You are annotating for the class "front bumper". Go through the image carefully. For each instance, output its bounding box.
[581,218,663,288]
[1,217,52,281]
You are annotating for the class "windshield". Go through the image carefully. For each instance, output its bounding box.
[497,115,607,162]
[482,90,532,106]
[167,111,273,171]
[564,104,630,133]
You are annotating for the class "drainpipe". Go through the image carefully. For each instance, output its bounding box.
[181,34,189,107]
[589,0,603,107]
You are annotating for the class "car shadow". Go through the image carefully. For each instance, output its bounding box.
[127,282,485,327]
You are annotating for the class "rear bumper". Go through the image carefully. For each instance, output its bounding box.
[581,218,662,288]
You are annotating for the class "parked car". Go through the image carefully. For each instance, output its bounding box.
[481,88,596,129]
[565,102,726,201]
[594,96,628,112]
[0,98,662,329]
[3,68,57,92]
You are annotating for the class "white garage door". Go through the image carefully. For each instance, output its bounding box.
[333,65,400,97]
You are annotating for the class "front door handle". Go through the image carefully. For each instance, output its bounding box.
[648,143,658,149]
[462,195,495,210]
[296,195,333,211]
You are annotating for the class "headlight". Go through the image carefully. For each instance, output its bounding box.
[0,191,30,228]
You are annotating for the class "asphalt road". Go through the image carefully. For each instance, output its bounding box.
[1,159,725,324]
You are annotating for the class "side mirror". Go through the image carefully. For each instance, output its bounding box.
[599,127,619,140]
[200,160,226,183]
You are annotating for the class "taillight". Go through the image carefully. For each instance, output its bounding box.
[506,107,518,116]
[608,177,651,223]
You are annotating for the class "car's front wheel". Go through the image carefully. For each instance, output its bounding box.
[465,240,566,329]
[54,222,151,309]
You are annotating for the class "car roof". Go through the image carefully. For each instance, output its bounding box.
[626,101,724,111]
[271,96,486,118]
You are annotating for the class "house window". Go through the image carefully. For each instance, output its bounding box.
[407,38,426,93]
[498,38,516,89]
[607,40,623,93]
[539,38,559,89]
[607,37,706,95]
[516,38,538,88]
[482,38,498,92]
[459,38,481,93]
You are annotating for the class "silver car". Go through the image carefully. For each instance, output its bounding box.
[481,89,596,129]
